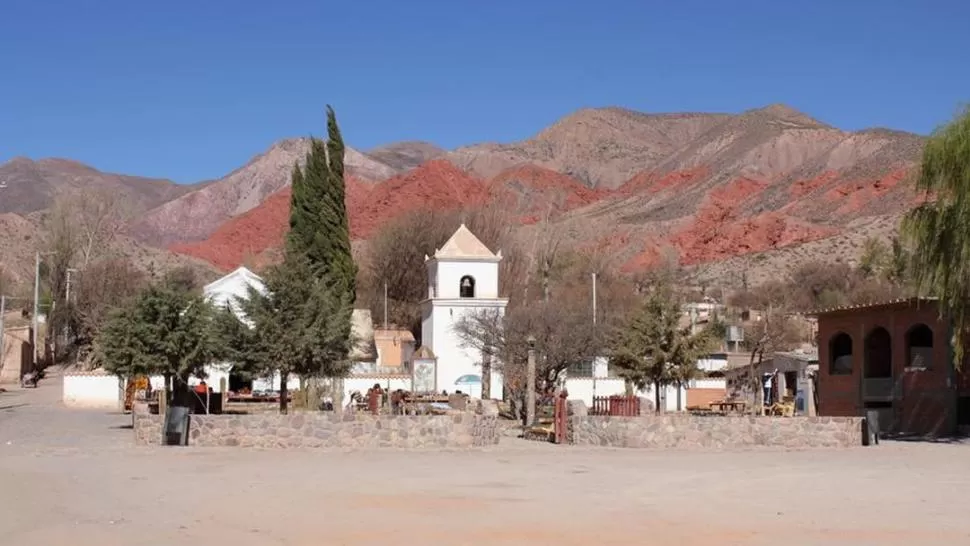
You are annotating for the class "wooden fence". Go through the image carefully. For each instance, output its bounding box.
[591,395,640,417]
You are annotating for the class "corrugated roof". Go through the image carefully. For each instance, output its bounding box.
[809,297,938,316]
[432,224,499,260]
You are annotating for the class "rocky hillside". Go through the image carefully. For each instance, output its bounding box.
[167,104,924,280]
[0,157,198,215]
[1,104,926,287]
[127,139,408,247]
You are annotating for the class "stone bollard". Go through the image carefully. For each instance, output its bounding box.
[638,397,655,416]
[567,399,588,417]
[477,399,500,417]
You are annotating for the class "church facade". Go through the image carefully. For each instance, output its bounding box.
[421,225,508,399]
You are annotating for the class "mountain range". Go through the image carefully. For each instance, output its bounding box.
[0,104,925,289]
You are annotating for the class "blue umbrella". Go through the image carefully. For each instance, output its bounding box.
[454,374,482,385]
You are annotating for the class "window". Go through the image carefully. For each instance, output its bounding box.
[459,276,475,298]
[829,332,853,375]
[567,359,594,378]
[906,323,933,369]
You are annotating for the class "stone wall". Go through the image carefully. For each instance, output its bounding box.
[134,410,500,449]
[569,415,864,449]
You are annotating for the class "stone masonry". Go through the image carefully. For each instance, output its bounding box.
[134,410,500,449]
[569,414,864,449]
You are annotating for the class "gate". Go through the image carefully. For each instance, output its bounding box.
[553,390,569,444]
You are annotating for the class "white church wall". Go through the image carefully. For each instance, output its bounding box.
[432,304,506,400]
[435,260,499,299]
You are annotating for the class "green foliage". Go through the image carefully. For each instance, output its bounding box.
[858,237,889,279]
[609,285,718,408]
[903,106,970,364]
[97,284,220,387]
[286,105,357,365]
[214,252,355,413]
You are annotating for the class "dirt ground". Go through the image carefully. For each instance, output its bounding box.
[2,370,969,546]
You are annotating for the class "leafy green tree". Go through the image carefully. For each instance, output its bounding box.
[609,284,717,412]
[904,107,970,364]
[215,253,355,414]
[97,284,219,403]
[858,237,889,279]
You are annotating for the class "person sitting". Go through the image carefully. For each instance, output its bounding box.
[194,381,208,395]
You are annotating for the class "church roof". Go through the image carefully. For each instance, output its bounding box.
[433,224,500,260]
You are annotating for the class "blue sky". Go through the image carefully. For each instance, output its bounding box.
[1,0,968,183]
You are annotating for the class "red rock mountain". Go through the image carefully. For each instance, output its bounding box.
[0,104,926,284]
[166,105,923,278]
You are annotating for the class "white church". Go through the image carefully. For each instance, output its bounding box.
[420,224,508,399]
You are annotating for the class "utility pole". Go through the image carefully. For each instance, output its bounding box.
[526,335,536,427]
[0,295,6,369]
[65,268,77,303]
[383,281,388,329]
[32,252,40,369]
[591,272,597,326]
[591,272,598,400]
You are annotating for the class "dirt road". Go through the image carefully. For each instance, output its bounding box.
[1,371,968,545]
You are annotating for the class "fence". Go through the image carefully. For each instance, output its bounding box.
[591,395,641,416]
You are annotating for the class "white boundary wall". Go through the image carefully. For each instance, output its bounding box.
[564,378,687,412]
[62,372,123,410]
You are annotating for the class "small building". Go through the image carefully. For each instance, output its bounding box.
[813,298,970,436]
[0,325,32,384]
[373,327,416,373]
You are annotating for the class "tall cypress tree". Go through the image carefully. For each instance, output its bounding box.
[286,105,357,362]
[323,105,357,303]
[288,107,356,296]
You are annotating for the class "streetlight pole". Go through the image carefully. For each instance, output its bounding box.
[32,252,40,369]
[526,335,536,427]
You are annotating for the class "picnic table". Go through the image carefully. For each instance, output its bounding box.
[709,400,748,413]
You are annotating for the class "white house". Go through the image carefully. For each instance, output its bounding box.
[152,266,375,394]
[420,224,507,399]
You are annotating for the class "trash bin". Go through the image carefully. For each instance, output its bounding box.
[163,406,191,446]
[862,410,880,446]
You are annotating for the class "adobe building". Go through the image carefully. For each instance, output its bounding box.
[0,326,33,384]
[813,298,970,436]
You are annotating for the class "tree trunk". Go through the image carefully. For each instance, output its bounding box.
[481,350,492,399]
[676,381,683,412]
[279,371,289,415]
[654,381,662,413]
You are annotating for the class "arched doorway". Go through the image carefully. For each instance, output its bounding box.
[863,327,893,426]
[829,332,853,375]
[864,327,892,379]
[905,324,933,369]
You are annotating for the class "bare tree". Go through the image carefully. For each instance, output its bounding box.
[741,303,804,414]
[42,190,129,362]
[72,258,147,367]
[454,296,600,421]
[361,204,526,340]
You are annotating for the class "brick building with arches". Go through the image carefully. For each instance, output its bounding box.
[814,298,970,436]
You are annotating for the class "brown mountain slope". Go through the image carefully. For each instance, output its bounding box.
[128,139,401,247]
[365,141,446,172]
[448,108,731,189]
[0,157,197,215]
[168,104,925,283]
